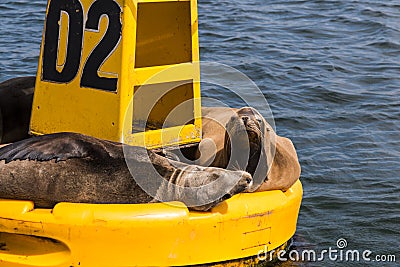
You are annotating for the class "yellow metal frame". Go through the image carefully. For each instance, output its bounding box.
[30,0,202,149]
[0,181,302,267]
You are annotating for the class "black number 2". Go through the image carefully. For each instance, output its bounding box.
[81,0,121,91]
[42,0,122,92]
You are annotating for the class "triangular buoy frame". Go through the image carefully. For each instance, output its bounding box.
[31,0,202,148]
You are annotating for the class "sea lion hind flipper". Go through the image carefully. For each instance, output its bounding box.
[0,133,92,163]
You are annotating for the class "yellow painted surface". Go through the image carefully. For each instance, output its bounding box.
[0,181,302,267]
[30,0,202,148]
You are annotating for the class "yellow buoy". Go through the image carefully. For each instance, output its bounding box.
[0,181,302,266]
[0,0,302,266]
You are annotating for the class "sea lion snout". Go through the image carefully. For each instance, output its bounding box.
[189,166,252,188]
[239,108,263,133]
[182,168,252,211]
[218,170,253,199]
[227,107,264,143]
[231,171,253,194]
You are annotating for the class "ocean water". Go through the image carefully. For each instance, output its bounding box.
[0,0,399,266]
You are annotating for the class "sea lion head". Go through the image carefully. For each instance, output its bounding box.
[228,107,264,145]
[154,164,253,211]
[225,107,274,191]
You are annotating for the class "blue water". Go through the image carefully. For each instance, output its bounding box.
[0,0,399,266]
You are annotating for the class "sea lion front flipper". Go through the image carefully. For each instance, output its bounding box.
[0,132,98,163]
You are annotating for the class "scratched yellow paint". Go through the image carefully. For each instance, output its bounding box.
[55,11,68,73]
[0,181,302,266]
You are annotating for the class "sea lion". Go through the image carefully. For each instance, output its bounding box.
[0,132,252,211]
[0,76,35,144]
[0,76,299,191]
[196,107,301,192]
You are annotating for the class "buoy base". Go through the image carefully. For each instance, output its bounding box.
[0,180,302,267]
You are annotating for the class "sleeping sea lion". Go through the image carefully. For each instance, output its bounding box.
[0,76,298,191]
[0,76,35,144]
[0,132,252,211]
[196,107,301,192]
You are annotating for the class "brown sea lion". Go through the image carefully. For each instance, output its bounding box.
[0,76,35,144]
[197,107,301,192]
[0,132,252,211]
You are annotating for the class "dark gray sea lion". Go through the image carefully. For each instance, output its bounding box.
[0,76,35,144]
[0,132,252,211]
[197,107,301,192]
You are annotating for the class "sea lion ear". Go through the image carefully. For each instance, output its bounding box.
[0,132,94,163]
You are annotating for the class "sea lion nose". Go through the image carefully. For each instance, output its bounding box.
[242,172,252,185]
[242,116,249,124]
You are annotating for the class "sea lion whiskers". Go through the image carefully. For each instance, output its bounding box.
[247,125,262,136]
[188,169,253,211]
[229,161,242,171]
[241,108,264,135]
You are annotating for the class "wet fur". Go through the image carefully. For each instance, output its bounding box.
[0,76,35,144]
[198,107,301,191]
[0,132,251,211]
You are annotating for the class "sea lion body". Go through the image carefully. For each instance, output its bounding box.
[0,76,35,144]
[0,76,299,194]
[257,134,301,191]
[198,107,301,192]
[0,132,252,211]
[195,107,238,167]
